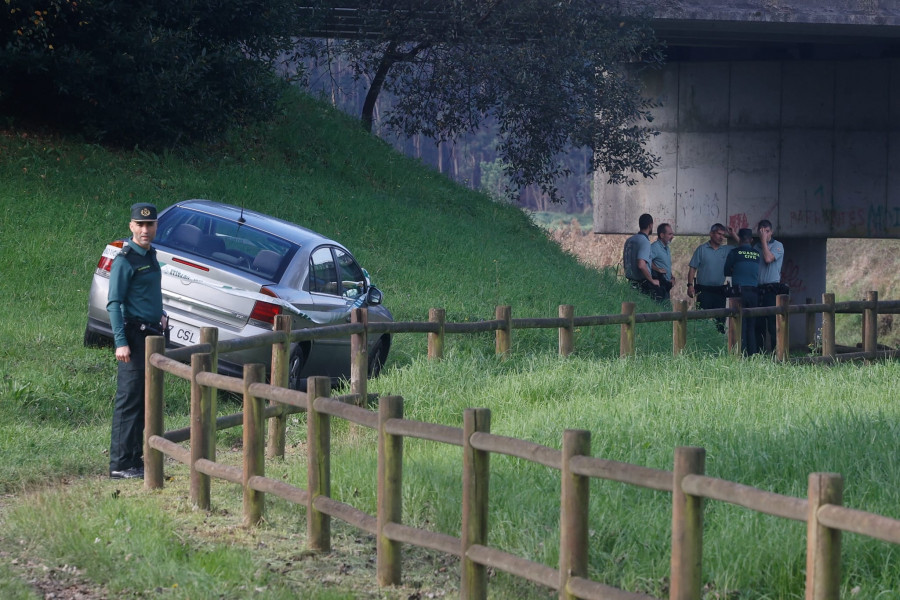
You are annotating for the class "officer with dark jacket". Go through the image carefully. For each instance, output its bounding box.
[724,229,761,355]
[106,203,164,479]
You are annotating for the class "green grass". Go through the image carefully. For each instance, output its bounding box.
[1,91,900,599]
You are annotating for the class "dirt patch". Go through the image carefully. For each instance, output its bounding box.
[0,549,110,600]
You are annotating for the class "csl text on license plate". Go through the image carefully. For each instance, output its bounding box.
[170,321,201,345]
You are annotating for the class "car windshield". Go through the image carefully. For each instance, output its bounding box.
[155,208,299,280]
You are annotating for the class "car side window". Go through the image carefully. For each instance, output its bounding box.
[309,247,338,295]
[335,249,366,299]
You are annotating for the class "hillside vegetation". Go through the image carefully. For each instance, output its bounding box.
[1,91,899,599]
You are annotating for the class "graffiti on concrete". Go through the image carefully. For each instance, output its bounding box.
[729,213,749,231]
[677,188,722,220]
[788,205,900,235]
[781,257,806,293]
[867,205,900,235]
[789,208,867,229]
[727,202,776,232]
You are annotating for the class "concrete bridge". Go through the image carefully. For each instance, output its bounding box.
[594,1,900,340]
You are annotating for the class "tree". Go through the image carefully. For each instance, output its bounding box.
[0,0,299,145]
[298,0,663,202]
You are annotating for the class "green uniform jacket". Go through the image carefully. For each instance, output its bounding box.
[107,240,163,348]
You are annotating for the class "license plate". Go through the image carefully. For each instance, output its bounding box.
[170,320,201,346]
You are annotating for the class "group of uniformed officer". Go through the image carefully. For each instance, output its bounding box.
[686,220,786,354]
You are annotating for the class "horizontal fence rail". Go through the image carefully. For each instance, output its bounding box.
[140,292,899,600]
[163,293,899,383]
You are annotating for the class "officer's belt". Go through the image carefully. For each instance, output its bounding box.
[125,320,163,336]
[695,284,725,293]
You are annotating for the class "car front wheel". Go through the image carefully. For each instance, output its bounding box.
[288,344,306,391]
[367,336,389,379]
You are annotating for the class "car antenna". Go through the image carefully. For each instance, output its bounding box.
[238,201,246,225]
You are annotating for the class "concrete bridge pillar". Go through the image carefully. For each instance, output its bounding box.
[782,237,827,349]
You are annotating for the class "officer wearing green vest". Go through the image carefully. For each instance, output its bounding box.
[107,203,164,479]
[724,228,762,355]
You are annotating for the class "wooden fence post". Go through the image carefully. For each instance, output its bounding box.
[670,446,705,600]
[461,408,491,600]
[559,304,575,357]
[428,308,446,360]
[495,305,511,358]
[559,429,590,600]
[776,294,791,362]
[200,326,218,462]
[806,473,843,600]
[243,363,266,526]
[307,376,332,551]
[190,352,213,510]
[620,302,635,357]
[727,297,742,356]
[377,396,404,586]
[350,308,368,406]
[267,314,291,459]
[821,293,836,359]
[673,299,687,356]
[863,291,878,356]
[144,335,166,490]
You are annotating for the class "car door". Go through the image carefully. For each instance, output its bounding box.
[303,246,367,377]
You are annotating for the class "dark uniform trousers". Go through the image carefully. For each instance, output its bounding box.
[739,287,760,355]
[755,284,779,353]
[696,285,727,333]
[110,326,150,472]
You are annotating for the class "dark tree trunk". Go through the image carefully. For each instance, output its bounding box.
[361,43,397,134]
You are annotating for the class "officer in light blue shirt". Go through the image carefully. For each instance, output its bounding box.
[754,219,786,352]
[687,223,738,332]
[622,213,661,299]
[650,223,675,302]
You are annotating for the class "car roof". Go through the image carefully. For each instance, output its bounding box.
[164,199,341,250]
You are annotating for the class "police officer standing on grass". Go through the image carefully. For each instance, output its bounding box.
[686,223,738,333]
[754,219,786,353]
[650,223,675,303]
[107,203,164,480]
[724,228,762,355]
[623,214,661,299]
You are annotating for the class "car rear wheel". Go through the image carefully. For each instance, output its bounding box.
[84,324,111,348]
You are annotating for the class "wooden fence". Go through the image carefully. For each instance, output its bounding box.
[143,293,900,599]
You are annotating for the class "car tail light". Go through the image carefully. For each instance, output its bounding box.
[96,240,125,274]
[249,286,282,326]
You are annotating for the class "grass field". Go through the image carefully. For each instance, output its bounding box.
[1,90,900,599]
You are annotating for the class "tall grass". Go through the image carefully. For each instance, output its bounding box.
[1,92,899,598]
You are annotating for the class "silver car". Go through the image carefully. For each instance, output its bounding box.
[85,199,392,388]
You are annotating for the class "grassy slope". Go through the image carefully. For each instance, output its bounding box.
[0,91,702,491]
[1,92,900,599]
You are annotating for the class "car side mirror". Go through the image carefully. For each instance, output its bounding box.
[367,286,383,306]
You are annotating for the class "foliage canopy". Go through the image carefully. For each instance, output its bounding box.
[0,0,298,145]
[300,0,664,201]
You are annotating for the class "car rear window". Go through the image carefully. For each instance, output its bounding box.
[156,208,299,281]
